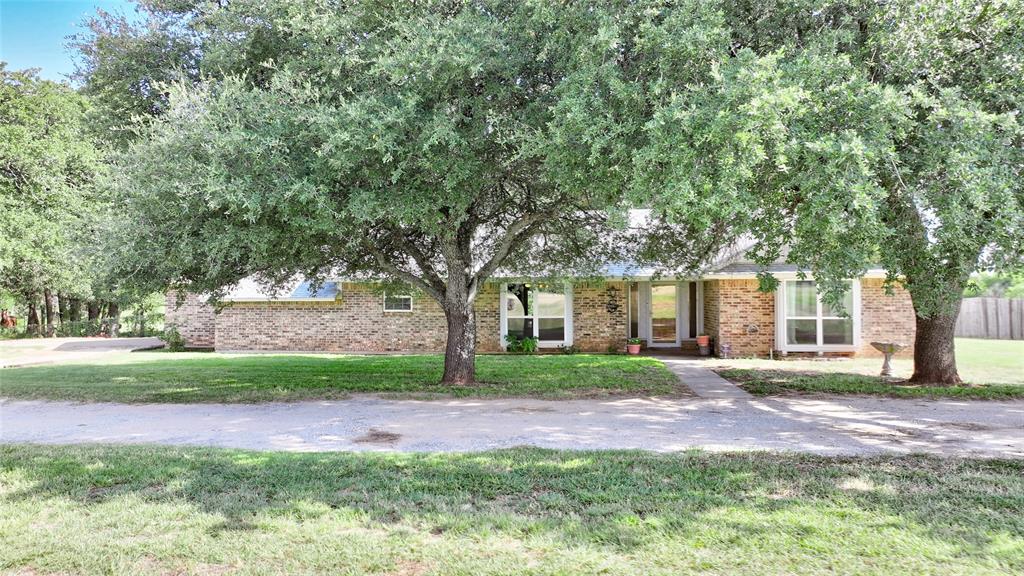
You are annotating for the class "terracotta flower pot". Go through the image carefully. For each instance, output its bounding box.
[696,335,710,347]
[626,343,642,355]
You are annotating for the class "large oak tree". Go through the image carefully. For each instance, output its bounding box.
[89,0,674,383]
[627,0,1023,384]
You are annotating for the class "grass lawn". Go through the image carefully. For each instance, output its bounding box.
[714,338,1024,399]
[2,445,1021,575]
[0,353,682,403]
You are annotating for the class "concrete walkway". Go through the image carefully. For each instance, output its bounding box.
[656,356,752,399]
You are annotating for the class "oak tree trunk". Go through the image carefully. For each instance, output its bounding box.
[43,288,55,336]
[27,301,40,333]
[107,302,121,337]
[909,312,962,386]
[87,301,100,321]
[58,293,68,325]
[441,302,477,385]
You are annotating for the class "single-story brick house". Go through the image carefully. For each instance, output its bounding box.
[166,257,916,357]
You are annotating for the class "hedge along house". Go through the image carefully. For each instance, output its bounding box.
[166,255,917,357]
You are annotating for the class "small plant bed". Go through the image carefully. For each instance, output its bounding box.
[718,368,1024,400]
[2,445,1023,575]
[0,353,684,403]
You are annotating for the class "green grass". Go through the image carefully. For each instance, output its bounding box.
[712,338,1024,399]
[0,353,682,403]
[720,368,1024,399]
[1,445,1021,575]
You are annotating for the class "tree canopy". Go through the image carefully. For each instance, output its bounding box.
[0,66,105,323]
[90,0,665,382]
[624,0,1024,383]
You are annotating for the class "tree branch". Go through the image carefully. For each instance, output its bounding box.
[364,242,444,302]
[469,212,547,299]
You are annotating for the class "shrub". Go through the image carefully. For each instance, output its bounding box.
[161,327,185,352]
[505,334,538,354]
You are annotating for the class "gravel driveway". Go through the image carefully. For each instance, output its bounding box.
[0,337,162,368]
[2,394,1021,457]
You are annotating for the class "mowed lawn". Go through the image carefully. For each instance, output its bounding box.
[0,353,682,402]
[715,338,1024,399]
[2,445,1021,576]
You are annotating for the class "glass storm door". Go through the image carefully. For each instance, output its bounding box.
[649,284,678,345]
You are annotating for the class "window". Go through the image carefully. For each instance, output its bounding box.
[503,283,571,345]
[383,293,413,312]
[780,280,858,349]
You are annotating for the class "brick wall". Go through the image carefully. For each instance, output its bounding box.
[214,283,503,353]
[171,281,624,354]
[702,280,720,343]
[164,292,215,348]
[704,277,916,358]
[709,279,776,357]
[572,281,628,352]
[859,278,915,356]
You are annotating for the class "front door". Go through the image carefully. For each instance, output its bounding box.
[628,281,704,348]
[649,284,680,347]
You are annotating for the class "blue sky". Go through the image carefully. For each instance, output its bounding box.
[1,0,137,82]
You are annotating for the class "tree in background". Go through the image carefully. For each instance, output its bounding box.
[0,66,104,334]
[627,0,1023,384]
[966,272,1024,299]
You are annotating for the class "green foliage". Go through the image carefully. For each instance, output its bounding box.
[627,337,643,345]
[84,0,635,305]
[623,0,1023,326]
[0,65,103,304]
[504,334,538,355]
[966,272,1024,298]
[160,327,185,352]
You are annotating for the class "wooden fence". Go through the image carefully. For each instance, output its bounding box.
[955,297,1024,340]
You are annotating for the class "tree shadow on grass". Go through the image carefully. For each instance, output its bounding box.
[2,445,1022,565]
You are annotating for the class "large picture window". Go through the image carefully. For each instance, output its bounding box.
[503,283,571,345]
[780,280,859,350]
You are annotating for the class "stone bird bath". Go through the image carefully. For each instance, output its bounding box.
[870,341,906,377]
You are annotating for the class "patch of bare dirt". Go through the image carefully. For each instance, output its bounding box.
[353,428,402,444]
[503,406,556,413]
[388,560,430,576]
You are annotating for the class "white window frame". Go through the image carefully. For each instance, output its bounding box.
[775,278,861,353]
[382,292,414,313]
[499,283,573,348]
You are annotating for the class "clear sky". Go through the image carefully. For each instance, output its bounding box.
[1,0,137,83]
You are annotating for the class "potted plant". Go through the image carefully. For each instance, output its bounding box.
[696,334,711,356]
[626,337,643,355]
